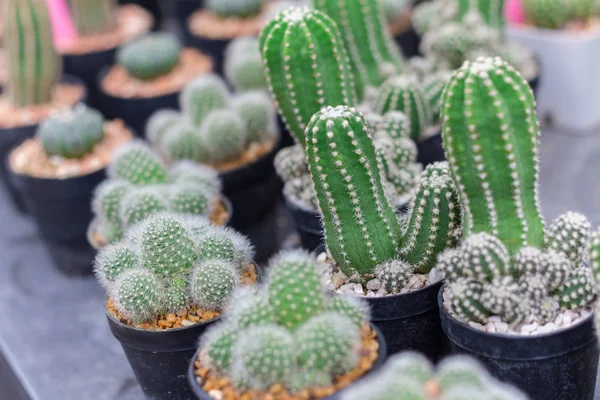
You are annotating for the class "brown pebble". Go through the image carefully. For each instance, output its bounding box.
[166,313,177,323]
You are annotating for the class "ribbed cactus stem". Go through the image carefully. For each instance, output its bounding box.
[441,57,544,255]
[590,228,600,288]
[4,0,61,107]
[306,106,401,276]
[457,0,505,28]
[260,7,357,144]
[68,0,117,36]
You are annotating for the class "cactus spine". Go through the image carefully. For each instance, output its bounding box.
[68,0,118,36]
[4,0,61,107]
[260,7,357,144]
[441,57,544,255]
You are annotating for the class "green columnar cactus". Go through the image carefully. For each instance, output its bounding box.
[204,322,239,374]
[169,183,213,216]
[456,0,506,28]
[224,37,267,92]
[170,161,221,194]
[206,0,265,18]
[146,110,183,148]
[294,313,361,375]
[119,186,169,227]
[94,243,138,288]
[306,106,402,276]
[267,250,326,330]
[113,268,163,321]
[92,179,131,225]
[38,105,105,158]
[109,141,170,185]
[190,260,239,309]
[441,57,545,256]
[180,74,231,127]
[374,76,432,141]
[374,260,413,294]
[161,122,209,163]
[447,278,490,323]
[68,0,117,36]
[326,296,370,328]
[312,0,404,89]
[545,211,591,266]
[232,91,277,143]
[199,110,248,163]
[229,288,274,328]
[554,268,596,309]
[117,33,182,81]
[399,162,461,273]
[260,7,357,144]
[4,0,61,107]
[523,0,569,29]
[423,71,452,125]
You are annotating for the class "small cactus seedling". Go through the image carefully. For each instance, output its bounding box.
[180,74,231,127]
[92,179,132,226]
[94,243,138,288]
[109,141,170,185]
[274,144,309,181]
[169,183,215,217]
[170,161,221,195]
[545,211,591,266]
[203,321,240,374]
[119,186,169,228]
[206,0,265,18]
[447,278,490,324]
[117,33,182,81]
[224,37,267,92]
[231,90,278,143]
[190,259,240,309]
[68,0,117,36]
[260,7,357,144]
[146,109,183,148]
[160,121,209,163]
[554,268,596,309]
[374,260,413,294]
[199,109,249,163]
[113,268,163,322]
[228,287,274,328]
[326,296,371,328]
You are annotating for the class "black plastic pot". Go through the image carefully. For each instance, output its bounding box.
[63,48,116,108]
[118,0,162,30]
[173,0,203,27]
[439,289,599,400]
[184,33,230,76]
[96,67,180,137]
[9,166,106,275]
[187,324,388,400]
[395,24,420,59]
[417,132,445,168]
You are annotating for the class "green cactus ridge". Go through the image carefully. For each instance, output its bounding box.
[92,179,131,225]
[441,57,544,256]
[423,71,453,125]
[4,0,61,107]
[170,161,221,194]
[306,106,402,276]
[146,110,183,148]
[228,287,274,328]
[169,183,214,217]
[232,90,278,144]
[191,259,240,310]
[545,211,591,266]
[119,186,169,228]
[117,33,182,81]
[94,243,138,288]
[312,0,404,90]
[260,7,357,144]
[326,296,370,327]
[267,250,326,330]
[448,278,490,324]
[109,141,170,185]
[197,229,237,263]
[200,109,249,163]
[274,145,308,181]
[180,74,231,127]
[224,37,267,92]
[554,268,596,309]
[68,0,117,36]
[204,321,239,374]
[113,268,163,322]
[374,260,413,294]
[480,276,529,325]
[161,121,209,163]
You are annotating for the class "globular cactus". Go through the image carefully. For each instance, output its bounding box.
[161,122,209,163]
[481,276,529,325]
[199,110,249,163]
[206,0,265,18]
[569,0,596,20]
[97,220,124,244]
[312,0,404,90]
[164,279,188,312]
[180,74,230,128]
[514,247,570,290]
[146,109,183,148]
[437,248,464,281]
[374,76,432,141]
[119,186,169,227]
[267,250,326,330]
[545,211,591,266]
[170,161,221,195]
[457,233,512,282]
[190,259,239,309]
[92,179,131,226]
[456,0,506,28]
[523,0,570,29]
[230,325,295,390]
[68,0,117,36]
[203,322,239,374]
[228,287,274,328]
[197,228,241,264]
[169,183,214,217]
[231,90,278,143]
[306,106,401,276]
[374,133,421,199]
[260,7,357,144]
[113,268,163,322]
[4,0,61,107]
[447,278,490,324]
[441,57,545,256]
[294,313,361,375]
[109,141,169,185]
[38,105,105,159]
[326,296,370,328]
[274,144,309,181]
[374,260,413,294]
[94,243,138,288]
[117,33,182,81]
[369,111,411,140]
[554,268,596,309]
[383,352,433,384]
[423,70,452,125]
[224,37,267,92]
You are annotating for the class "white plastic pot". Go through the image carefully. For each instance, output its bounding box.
[506,24,600,132]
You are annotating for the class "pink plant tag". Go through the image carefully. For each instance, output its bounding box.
[45,0,77,50]
[505,0,525,25]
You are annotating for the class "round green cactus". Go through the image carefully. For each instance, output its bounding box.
[376,111,411,140]
[119,186,169,228]
[228,287,274,328]
[170,161,221,195]
[163,279,188,312]
[384,352,434,385]
[160,121,209,163]
[169,183,214,217]
[206,0,264,18]
[294,313,361,375]
[197,229,237,262]
[180,74,231,127]
[203,321,239,374]
[267,250,326,330]
[114,268,163,322]
[437,249,465,281]
[94,242,138,288]
[545,211,591,266]
[38,105,105,158]
[437,356,489,392]
[515,247,570,291]
[190,259,239,310]
[231,90,277,144]
[199,109,248,163]
[481,276,529,325]
[146,109,183,148]
[92,179,131,225]
[224,37,267,92]
[554,267,596,309]
[109,141,170,185]
[117,33,182,81]
[374,260,413,294]
[97,220,124,244]
[273,144,308,181]
[523,0,570,29]
[460,233,512,282]
[326,296,370,328]
[447,278,490,324]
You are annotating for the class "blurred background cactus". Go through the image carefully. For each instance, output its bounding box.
[205,0,266,18]
[67,0,118,36]
[117,33,182,81]
[224,36,268,92]
[3,0,61,107]
[523,0,598,29]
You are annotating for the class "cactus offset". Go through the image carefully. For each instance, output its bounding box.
[94,243,138,288]
[231,90,278,143]
[109,141,170,185]
[423,71,452,125]
[170,161,221,194]
[190,259,239,309]
[374,260,413,294]
[545,211,591,266]
[448,278,490,324]
[161,121,209,163]
[229,287,274,328]
[92,179,131,226]
[180,74,231,127]
[117,33,182,81]
[224,37,267,92]
[326,296,370,328]
[199,109,248,163]
[68,0,117,36]
[554,267,596,309]
[119,186,169,227]
[169,183,215,216]
[146,110,183,148]
[113,268,163,322]
[203,322,239,374]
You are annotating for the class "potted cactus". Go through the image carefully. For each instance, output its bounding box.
[96,32,213,136]
[0,0,86,212]
[146,73,281,261]
[7,105,132,274]
[188,250,387,399]
[344,352,529,400]
[436,57,599,399]
[96,211,258,400]
[87,140,231,250]
[60,0,152,107]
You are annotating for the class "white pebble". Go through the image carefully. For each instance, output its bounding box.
[555,314,563,325]
[563,314,572,327]
[208,390,223,400]
[487,323,496,333]
[317,252,327,262]
[536,323,558,334]
[428,267,444,283]
[488,316,502,323]
[353,283,365,294]
[495,321,509,333]
[366,279,381,291]
[339,283,355,294]
[521,323,537,334]
[468,321,484,330]
[581,309,592,319]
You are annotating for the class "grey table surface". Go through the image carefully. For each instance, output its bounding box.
[1,125,600,400]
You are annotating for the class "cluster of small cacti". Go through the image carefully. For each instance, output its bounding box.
[67,0,117,36]
[92,141,222,244]
[206,0,265,18]
[200,250,371,392]
[344,352,529,400]
[413,0,504,33]
[438,57,596,326]
[117,33,182,81]
[523,0,598,29]
[95,211,254,322]
[38,105,105,159]
[147,74,278,165]
[4,0,61,107]
[224,36,268,93]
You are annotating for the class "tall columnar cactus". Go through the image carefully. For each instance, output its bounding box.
[523,0,570,29]
[4,0,61,107]
[441,57,544,255]
[260,7,357,144]
[68,0,118,36]
[457,0,506,28]
[117,33,182,81]
[205,0,265,18]
[180,74,231,127]
[312,0,404,89]
[306,106,402,276]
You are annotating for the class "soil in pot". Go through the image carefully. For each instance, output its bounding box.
[8,120,132,274]
[60,5,152,108]
[188,324,386,400]
[439,288,599,400]
[97,48,213,136]
[0,77,86,212]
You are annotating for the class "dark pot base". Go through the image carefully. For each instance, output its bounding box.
[417,132,445,168]
[184,33,230,76]
[63,48,116,108]
[0,124,37,213]
[394,24,420,59]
